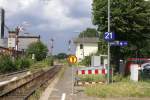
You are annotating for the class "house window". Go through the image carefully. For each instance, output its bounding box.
[80,44,83,49]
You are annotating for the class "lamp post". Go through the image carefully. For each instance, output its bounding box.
[107,0,110,84]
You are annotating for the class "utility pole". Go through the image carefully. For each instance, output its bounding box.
[50,38,54,56]
[82,32,85,59]
[68,40,71,55]
[107,0,110,84]
[15,26,20,57]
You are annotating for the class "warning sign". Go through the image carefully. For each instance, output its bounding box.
[67,55,77,64]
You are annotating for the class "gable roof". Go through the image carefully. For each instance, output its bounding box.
[73,37,99,43]
[18,35,40,39]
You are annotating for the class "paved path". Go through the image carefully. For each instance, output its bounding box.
[48,67,100,100]
[47,67,150,100]
[48,67,73,100]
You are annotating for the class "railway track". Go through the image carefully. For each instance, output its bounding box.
[0,66,61,100]
[0,68,43,82]
[0,70,29,83]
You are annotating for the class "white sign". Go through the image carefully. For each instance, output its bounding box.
[130,64,139,82]
[8,38,16,48]
[91,56,101,67]
[104,59,108,69]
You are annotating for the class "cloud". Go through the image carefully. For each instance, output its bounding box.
[0,0,94,54]
[0,0,38,17]
[42,0,93,30]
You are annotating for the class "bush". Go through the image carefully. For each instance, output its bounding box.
[30,57,54,69]
[0,55,16,73]
[56,53,67,59]
[112,73,124,82]
[0,55,31,73]
[15,58,30,69]
[43,56,54,66]
[113,73,130,82]
[80,56,91,66]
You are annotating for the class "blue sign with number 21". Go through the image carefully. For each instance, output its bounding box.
[104,32,115,41]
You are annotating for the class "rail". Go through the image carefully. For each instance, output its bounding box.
[0,65,61,100]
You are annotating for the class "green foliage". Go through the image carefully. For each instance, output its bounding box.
[43,56,54,66]
[26,41,48,61]
[0,55,31,73]
[85,82,150,97]
[80,56,91,66]
[30,57,53,69]
[55,53,68,59]
[92,0,150,72]
[79,28,99,38]
[92,1,150,51]
[112,73,124,82]
[97,39,108,54]
[15,58,30,69]
[0,55,16,73]
[78,74,106,82]
[113,73,130,82]
[139,70,150,81]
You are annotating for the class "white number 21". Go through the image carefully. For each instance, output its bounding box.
[105,32,112,39]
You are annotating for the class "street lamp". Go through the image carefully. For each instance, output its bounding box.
[107,0,110,83]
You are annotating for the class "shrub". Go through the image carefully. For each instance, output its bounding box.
[30,57,54,69]
[0,55,16,73]
[113,73,130,82]
[15,58,30,69]
[80,56,91,66]
[43,56,54,66]
[112,73,124,82]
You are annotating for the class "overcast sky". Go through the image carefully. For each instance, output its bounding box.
[0,0,95,54]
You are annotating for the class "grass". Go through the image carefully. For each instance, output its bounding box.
[85,81,150,98]
[29,58,53,70]
[77,74,106,82]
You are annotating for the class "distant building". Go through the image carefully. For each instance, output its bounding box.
[0,38,7,47]
[8,31,16,48]
[8,31,40,51]
[18,35,40,51]
[74,37,99,62]
[0,8,40,55]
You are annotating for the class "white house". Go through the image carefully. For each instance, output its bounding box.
[74,37,99,62]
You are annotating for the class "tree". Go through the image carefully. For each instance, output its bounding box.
[92,0,150,71]
[79,28,99,38]
[26,41,48,61]
[56,53,68,59]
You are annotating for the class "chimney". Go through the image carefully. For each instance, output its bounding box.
[0,8,5,39]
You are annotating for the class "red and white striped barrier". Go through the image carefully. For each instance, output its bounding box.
[76,68,107,75]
